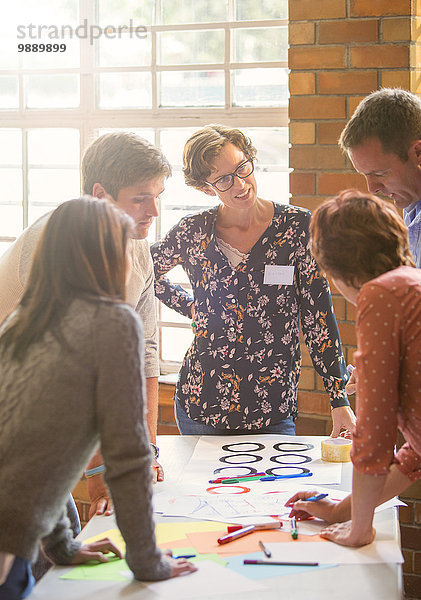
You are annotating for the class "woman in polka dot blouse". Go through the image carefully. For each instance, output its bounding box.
[287,189,421,547]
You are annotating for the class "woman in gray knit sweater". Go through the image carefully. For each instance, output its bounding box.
[0,197,196,599]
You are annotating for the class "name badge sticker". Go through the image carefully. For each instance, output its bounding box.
[263,265,295,286]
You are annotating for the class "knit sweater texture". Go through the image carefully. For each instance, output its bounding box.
[0,298,171,581]
[0,212,159,377]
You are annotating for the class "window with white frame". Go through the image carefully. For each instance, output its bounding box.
[0,0,289,371]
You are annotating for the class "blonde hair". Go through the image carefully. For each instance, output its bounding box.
[82,131,172,199]
[1,197,134,360]
[183,124,256,190]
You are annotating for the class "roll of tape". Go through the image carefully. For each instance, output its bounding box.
[321,438,352,463]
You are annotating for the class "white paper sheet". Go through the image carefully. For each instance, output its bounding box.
[141,561,266,598]
[178,435,343,492]
[154,491,294,519]
[266,540,403,565]
[154,483,405,533]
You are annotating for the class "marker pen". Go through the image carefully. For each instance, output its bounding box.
[217,525,256,545]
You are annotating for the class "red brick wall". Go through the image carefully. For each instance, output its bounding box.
[289,1,421,597]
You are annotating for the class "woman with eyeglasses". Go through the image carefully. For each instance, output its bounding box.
[151,125,355,436]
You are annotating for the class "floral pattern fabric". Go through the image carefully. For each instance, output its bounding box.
[151,202,349,430]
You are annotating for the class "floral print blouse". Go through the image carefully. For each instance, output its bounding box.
[151,202,349,430]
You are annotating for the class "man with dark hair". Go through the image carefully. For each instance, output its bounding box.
[0,132,171,521]
[339,88,421,268]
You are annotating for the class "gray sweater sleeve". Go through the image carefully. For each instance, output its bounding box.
[41,510,81,564]
[93,304,171,581]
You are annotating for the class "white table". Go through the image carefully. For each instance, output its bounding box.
[30,435,403,600]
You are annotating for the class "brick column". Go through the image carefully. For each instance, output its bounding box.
[289,1,421,597]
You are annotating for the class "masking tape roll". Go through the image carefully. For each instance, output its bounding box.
[321,438,352,463]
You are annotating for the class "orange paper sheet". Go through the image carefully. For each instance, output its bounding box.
[186,529,327,555]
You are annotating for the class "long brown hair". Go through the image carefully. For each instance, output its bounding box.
[310,189,414,288]
[1,196,134,360]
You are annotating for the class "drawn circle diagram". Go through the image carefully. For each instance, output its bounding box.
[221,442,265,453]
[207,485,250,494]
[265,466,311,476]
[273,442,314,452]
[219,453,263,464]
[270,454,312,465]
[213,466,258,476]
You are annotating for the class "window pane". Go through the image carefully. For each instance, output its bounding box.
[98,72,152,108]
[242,127,288,167]
[21,39,80,69]
[0,241,13,257]
[236,0,288,20]
[28,169,80,224]
[161,326,193,362]
[159,30,224,65]
[0,36,18,69]
[232,68,288,107]
[0,170,23,235]
[98,1,154,27]
[0,130,22,165]
[0,77,19,109]
[160,173,213,231]
[21,0,78,24]
[97,33,151,67]
[0,169,23,204]
[160,301,191,323]
[160,71,224,107]
[162,0,227,24]
[159,128,198,165]
[233,27,287,63]
[97,128,155,144]
[28,129,79,166]
[0,204,23,237]
[256,171,289,205]
[25,74,80,108]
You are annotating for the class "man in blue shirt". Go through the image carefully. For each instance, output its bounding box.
[339,88,421,268]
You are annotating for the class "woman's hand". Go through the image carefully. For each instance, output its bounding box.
[190,304,196,334]
[152,458,165,483]
[163,550,198,578]
[345,366,357,395]
[320,520,375,547]
[71,538,122,564]
[87,476,113,519]
[330,405,356,437]
[285,491,345,523]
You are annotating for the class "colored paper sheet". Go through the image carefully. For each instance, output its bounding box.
[82,528,126,552]
[171,548,227,565]
[143,560,266,598]
[155,520,229,544]
[60,555,130,581]
[227,551,336,580]
[267,540,404,564]
[186,528,326,555]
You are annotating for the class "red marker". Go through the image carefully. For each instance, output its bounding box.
[227,521,282,533]
[217,525,256,545]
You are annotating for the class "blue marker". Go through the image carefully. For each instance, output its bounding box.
[306,493,328,502]
[260,472,313,481]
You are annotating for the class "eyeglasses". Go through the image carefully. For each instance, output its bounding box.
[205,158,254,192]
